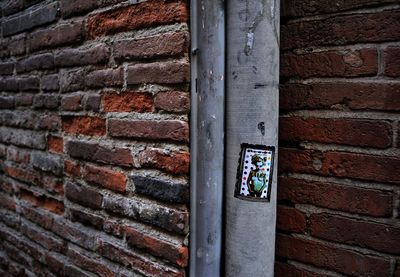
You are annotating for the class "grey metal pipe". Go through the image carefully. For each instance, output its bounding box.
[189,0,225,276]
[225,0,280,276]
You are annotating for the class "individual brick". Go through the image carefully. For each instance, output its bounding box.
[65,182,103,210]
[33,95,59,110]
[108,119,189,142]
[281,49,377,78]
[280,82,400,112]
[61,0,98,18]
[279,148,400,184]
[87,0,188,38]
[3,164,40,185]
[114,32,188,60]
[103,195,187,234]
[127,61,190,84]
[0,62,14,75]
[125,226,188,267]
[310,213,400,254]
[0,78,19,92]
[85,94,101,112]
[64,159,81,177]
[41,74,59,92]
[31,151,63,176]
[96,239,184,277]
[102,91,153,112]
[51,218,97,250]
[282,10,400,49]
[154,91,190,113]
[275,262,331,277]
[1,0,24,16]
[69,208,104,230]
[85,68,123,88]
[0,127,46,149]
[18,76,40,91]
[15,94,33,106]
[6,146,30,164]
[139,148,189,174]
[277,205,307,233]
[0,96,15,109]
[48,136,63,153]
[62,116,106,136]
[61,94,83,111]
[65,140,133,167]
[20,221,66,253]
[83,164,127,193]
[2,2,59,36]
[54,44,110,67]
[20,189,65,215]
[8,35,26,56]
[276,234,391,276]
[60,68,86,92]
[279,117,392,148]
[28,21,85,52]
[132,175,189,203]
[384,46,400,77]
[38,114,61,131]
[278,177,393,217]
[16,53,54,73]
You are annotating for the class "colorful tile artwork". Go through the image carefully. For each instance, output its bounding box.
[234,144,275,202]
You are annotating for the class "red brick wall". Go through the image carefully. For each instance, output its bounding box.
[0,0,190,276]
[277,1,400,276]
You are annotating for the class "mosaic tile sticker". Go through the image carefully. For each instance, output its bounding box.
[234,144,275,202]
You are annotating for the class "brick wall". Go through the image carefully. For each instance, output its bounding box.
[277,1,400,276]
[0,0,190,276]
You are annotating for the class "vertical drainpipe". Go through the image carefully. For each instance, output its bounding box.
[225,0,280,276]
[190,0,225,276]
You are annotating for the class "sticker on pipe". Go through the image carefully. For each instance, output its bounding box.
[234,144,275,202]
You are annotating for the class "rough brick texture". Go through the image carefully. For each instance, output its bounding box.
[278,2,400,276]
[0,0,189,276]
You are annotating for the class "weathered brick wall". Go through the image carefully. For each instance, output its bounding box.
[0,0,190,276]
[277,1,400,276]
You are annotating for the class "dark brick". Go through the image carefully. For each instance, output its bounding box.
[132,175,189,203]
[61,94,83,111]
[31,151,63,176]
[275,262,331,277]
[282,0,399,17]
[41,74,59,92]
[277,205,307,233]
[33,95,59,110]
[16,53,54,73]
[20,222,66,252]
[61,0,98,18]
[97,239,184,277]
[384,46,400,77]
[29,21,85,52]
[1,0,24,16]
[310,213,400,254]
[278,177,393,217]
[0,62,14,75]
[66,140,133,167]
[8,35,26,56]
[64,265,92,277]
[154,91,190,113]
[15,94,33,106]
[18,76,40,91]
[114,32,188,60]
[279,148,400,184]
[51,218,97,250]
[87,0,188,38]
[282,10,400,50]
[0,127,46,149]
[109,119,189,142]
[276,234,391,276]
[65,182,103,210]
[60,68,86,92]
[54,44,109,67]
[85,68,123,88]
[103,195,187,234]
[280,82,400,112]
[69,208,104,230]
[2,2,59,36]
[38,114,61,131]
[0,96,15,109]
[127,61,190,84]
[279,117,392,148]
[85,94,101,112]
[281,49,377,78]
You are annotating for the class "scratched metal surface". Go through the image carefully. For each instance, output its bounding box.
[190,0,225,276]
[225,0,280,276]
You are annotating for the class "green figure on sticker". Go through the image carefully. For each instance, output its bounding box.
[247,154,267,197]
